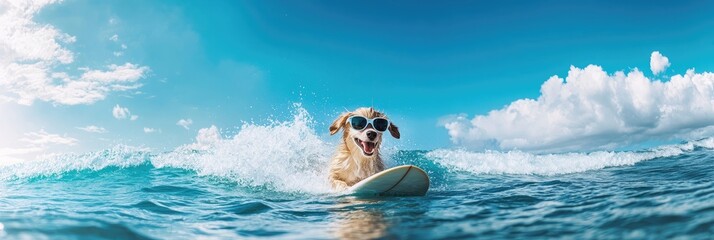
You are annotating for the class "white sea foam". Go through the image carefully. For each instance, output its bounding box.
[0,145,150,181]
[152,104,334,194]
[426,138,714,176]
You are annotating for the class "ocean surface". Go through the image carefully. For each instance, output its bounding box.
[2,110,714,239]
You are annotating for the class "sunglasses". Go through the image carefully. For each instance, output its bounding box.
[348,116,390,132]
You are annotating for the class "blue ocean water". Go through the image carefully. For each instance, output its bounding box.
[2,110,714,239]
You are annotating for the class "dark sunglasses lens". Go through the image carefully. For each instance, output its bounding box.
[373,119,389,132]
[351,117,367,130]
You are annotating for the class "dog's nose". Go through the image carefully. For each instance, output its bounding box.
[366,131,377,140]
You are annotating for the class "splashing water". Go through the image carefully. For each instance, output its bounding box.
[153,106,334,194]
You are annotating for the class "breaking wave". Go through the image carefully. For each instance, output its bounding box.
[426,138,714,175]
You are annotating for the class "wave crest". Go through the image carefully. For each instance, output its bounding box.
[426,138,714,175]
[152,104,333,194]
[0,145,150,181]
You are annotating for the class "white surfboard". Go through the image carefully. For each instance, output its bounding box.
[349,165,429,197]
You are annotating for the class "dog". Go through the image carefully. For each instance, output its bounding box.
[328,107,400,191]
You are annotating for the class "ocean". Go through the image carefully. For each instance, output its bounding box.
[2,110,714,239]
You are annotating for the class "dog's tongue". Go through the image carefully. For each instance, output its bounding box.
[362,141,375,153]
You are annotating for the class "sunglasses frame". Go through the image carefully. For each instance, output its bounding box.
[347,115,391,132]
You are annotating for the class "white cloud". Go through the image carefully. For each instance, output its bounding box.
[441,54,714,153]
[113,51,123,56]
[143,127,159,133]
[112,104,138,120]
[177,119,193,130]
[77,125,107,133]
[0,0,149,106]
[20,130,78,146]
[121,44,127,49]
[112,104,130,119]
[109,34,119,42]
[650,51,670,75]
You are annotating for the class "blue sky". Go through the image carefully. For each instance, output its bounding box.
[2,0,714,160]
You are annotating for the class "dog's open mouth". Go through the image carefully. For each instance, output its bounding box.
[354,138,376,156]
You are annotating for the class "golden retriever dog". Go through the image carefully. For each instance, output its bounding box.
[328,107,400,191]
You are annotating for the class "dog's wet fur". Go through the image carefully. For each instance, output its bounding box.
[328,107,400,191]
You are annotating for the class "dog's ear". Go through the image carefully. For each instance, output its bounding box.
[329,112,350,135]
[388,122,400,139]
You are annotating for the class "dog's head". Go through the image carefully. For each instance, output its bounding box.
[329,107,400,158]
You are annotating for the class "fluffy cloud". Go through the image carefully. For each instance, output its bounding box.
[0,0,149,106]
[441,53,714,153]
[112,104,129,119]
[650,51,670,75]
[20,130,78,146]
[77,125,107,133]
[143,127,158,133]
[177,119,193,130]
[112,104,137,120]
